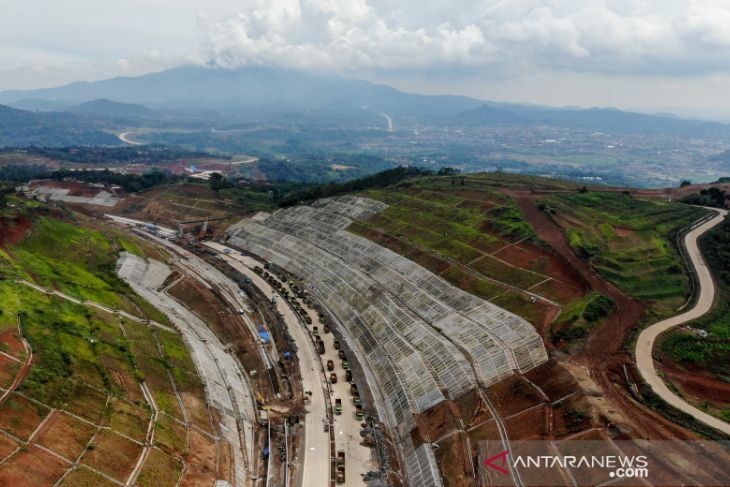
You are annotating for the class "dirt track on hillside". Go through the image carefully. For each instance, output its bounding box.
[509,190,705,441]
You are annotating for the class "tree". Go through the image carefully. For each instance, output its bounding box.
[208,172,229,192]
[437,167,460,176]
[680,180,692,187]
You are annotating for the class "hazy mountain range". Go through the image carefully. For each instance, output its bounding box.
[1,65,729,147]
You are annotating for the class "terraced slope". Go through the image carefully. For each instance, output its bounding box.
[226,194,549,487]
[350,176,586,327]
[0,203,232,486]
[539,192,705,313]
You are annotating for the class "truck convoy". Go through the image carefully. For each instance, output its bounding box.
[336,450,346,484]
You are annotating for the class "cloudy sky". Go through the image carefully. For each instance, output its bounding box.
[4,0,730,118]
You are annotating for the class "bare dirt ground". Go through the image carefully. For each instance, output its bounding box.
[180,429,219,486]
[167,275,279,401]
[659,364,730,406]
[0,444,69,485]
[0,215,31,247]
[434,431,474,487]
[108,184,241,230]
[507,192,695,439]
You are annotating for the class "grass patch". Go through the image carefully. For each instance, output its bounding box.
[351,177,562,324]
[541,191,704,309]
[552,293,614,344]
[136,447,183,487]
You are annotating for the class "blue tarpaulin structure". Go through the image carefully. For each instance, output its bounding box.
[258,325,271,344]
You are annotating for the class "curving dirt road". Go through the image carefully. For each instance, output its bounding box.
[636,207,730,436]
[512,191,720,440]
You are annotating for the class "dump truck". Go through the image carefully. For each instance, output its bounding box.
[312,326,319,337]
[327,360,334,371]
[336,450,346,483]
[354,396,362,407]
[333,339,341,350]
[350,383,358,395]
[330,372,338,384]
[337,349,345,360]
[355,405,364,419]
[323,324,330,333]
[335,399,342,415]
[317,340,325,354]
[345,370,353,382]
[304,316,312,325]
[342,359,350,370]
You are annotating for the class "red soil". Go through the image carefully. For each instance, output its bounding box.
[0,216,31,247]
[0,330,26,361]
[660,365,730,405]
[494,242,585,295]
[508,190,708,442]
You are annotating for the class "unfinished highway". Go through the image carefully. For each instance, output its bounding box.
[225,195,548,487]
[205,242,378,487]
[636,207,730,436]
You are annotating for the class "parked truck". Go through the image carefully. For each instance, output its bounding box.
[327,360,334,371]
[335,398,342,415]
[317,340,325,354]
[336,450,346,484]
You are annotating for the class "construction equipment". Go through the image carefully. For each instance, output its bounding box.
[327,360,334,371]
[330,372,338,384]
[317,340,325,354]
[335,399,342,415]
[341,359,350,370]
[345,370,353,382]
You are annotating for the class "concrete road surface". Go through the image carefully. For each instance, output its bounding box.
[205,242,332,487]
[635,207,730,436]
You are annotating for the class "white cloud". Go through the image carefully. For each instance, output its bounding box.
[197,0,730,75]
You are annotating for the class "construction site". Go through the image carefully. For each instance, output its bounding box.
[4,175,730,487]
[223,195,555,487]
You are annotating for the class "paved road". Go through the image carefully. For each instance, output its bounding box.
[118,131,143,145]
[635,207,730,436]
[205,242,331,487]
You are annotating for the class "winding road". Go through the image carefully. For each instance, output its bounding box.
[118,131,143,145]
[635,207,730,436]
